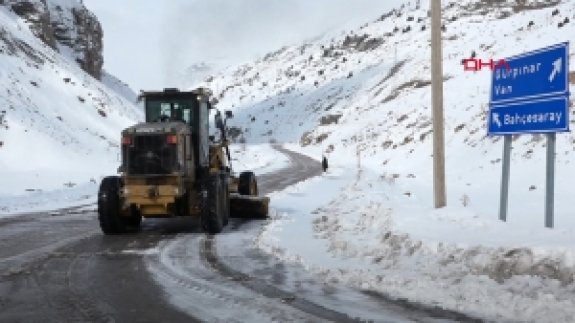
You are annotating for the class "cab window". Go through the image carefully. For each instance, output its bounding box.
[145,99,195,125]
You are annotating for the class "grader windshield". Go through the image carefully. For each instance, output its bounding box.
[145,98,197,125]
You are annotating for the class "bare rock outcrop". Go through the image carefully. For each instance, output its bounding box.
[3,0,103,79]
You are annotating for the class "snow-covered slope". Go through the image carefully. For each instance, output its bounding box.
[190,0,575,321]
[101,70,139,104]
[193,0,575,229]
[0,4,142,212]
[4,0,104,79]
[195,0,575,228]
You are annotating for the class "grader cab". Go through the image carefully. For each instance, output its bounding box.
[97,88,269,235]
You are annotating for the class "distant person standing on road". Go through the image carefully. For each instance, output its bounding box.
[322,155,328,172]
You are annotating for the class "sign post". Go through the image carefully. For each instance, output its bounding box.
[488,42,569,228]
[545,133,556,228]
[499,135,512,222]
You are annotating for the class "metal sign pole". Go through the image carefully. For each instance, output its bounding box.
[545,133,556,228]
[499,135,512,222]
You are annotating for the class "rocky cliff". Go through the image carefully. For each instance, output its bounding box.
[2,0,103,79]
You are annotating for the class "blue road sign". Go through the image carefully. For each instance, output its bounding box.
[490,42,569,105]
[488,42,570,135]
[488,96,569,135]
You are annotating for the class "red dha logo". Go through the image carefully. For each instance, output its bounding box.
[462,58,511,72]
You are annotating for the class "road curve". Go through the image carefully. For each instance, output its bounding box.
[0,145,481,322]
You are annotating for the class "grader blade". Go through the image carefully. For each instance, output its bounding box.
[229,194,270,219]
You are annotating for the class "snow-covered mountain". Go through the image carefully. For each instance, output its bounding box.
[0,1,142,210]
[193,0,574,225]
[189,0,575,320]
[3,0,104,79]
[101,70,139,104]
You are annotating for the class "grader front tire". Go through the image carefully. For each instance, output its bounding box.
[238,171,258,196]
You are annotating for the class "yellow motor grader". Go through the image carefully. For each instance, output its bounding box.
[97,88,269,234]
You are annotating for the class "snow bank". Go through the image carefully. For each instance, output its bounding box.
[259,162,575,322]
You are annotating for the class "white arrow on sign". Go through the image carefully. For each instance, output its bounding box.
[549,57,562,82]
[492,113,502,128]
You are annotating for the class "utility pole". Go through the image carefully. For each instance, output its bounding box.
[431,0,446,208]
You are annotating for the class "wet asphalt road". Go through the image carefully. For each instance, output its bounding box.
[0,146,481,322]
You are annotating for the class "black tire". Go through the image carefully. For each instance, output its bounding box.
[221,174,230,226]
[238,171,258,196]
[98,176,127,234]
[202,175,224,234]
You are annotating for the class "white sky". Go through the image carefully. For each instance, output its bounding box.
[83,0,404,91]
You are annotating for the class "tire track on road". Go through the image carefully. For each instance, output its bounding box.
[205,145,484,322]
[147,235,317,322]
[0,229,99,277]
[202,146,363,322]
[202,235,362,322]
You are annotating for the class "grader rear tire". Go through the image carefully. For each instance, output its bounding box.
[98,176,127,235]
[221,174,230,226]
[202,175,225,234]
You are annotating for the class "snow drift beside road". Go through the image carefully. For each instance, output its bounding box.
[259,159,575,322]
